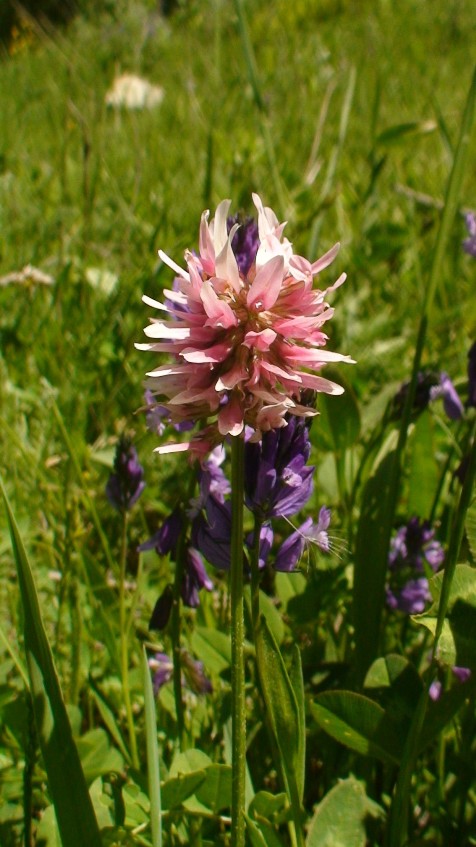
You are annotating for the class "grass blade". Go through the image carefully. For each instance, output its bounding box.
[142,646,162,847]
[0,475,102,847]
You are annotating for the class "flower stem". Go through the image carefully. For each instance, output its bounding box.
[119,511,139,769]
[230,435,246,847]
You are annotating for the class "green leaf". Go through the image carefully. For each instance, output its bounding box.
[376,120,436,146]
[90,685,131,764]
[310,691,404,765]
[288,645,306,802]
[245,586,284,644]
[195,764,232,812]
[160,771,207,811]
[245,814,287,847]
[76,728,123,783]
[353,449,397,681]
[407,410,438,517]
[0,478,102,847]
[168,749,214,813]
[419,675,476,751]
[191,627,231,675]
[311,367,361,454]
[248,791,290,825]
[306,777,384,847]
[413,564,476,668]
[364,655,423,718]
[255,616,304,826]
[465,500,476,560]
[142,647,162,847]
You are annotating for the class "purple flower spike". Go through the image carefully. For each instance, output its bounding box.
[463,212,476,258]
[467,341,476,408]
[181,548,213,608]
[106,436,145,512]
[387,517,444,614]
[244,416,314,519]
[386,578,431,614]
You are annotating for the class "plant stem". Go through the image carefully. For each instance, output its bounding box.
[230,435,246,847]
[119,510,139,769]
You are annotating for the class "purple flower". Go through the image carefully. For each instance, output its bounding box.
[393,371,463,422]
[452,666,472,684]
[429,680,442,701]
[149,650,212,696]
[274,522,307,572]
[227,213,260,276]
[138,508,182,556]
[181,547,213,607]
[246,523,274,569]
[386,577,431,614]
[193,496,233,571]
[429,373,463,420]
[244,416,314,519]
[386,518,444,614]
[193,495,274,571]
[106,436,145,512]
[463,212,476,258]
[274,508,331,571]
[428,666,471,702]
[467,341,476,408]
[149,652,174,693]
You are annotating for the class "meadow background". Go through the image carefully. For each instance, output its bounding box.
[1,1,476,845]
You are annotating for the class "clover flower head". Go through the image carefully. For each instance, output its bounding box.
[106,436,145,511]
[138,194,353,457]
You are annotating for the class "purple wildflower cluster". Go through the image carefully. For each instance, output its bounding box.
[386,517,444,614]
[106,436,145,512]
[140,414,331,630]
